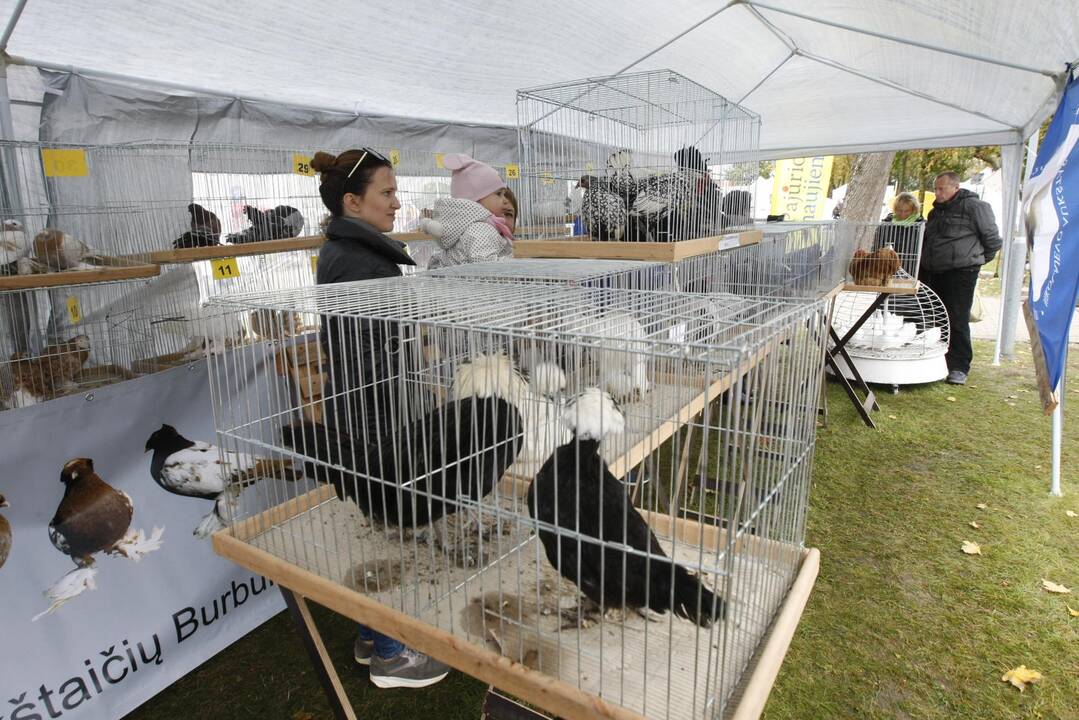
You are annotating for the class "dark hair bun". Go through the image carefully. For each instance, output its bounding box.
[310,151,338,174]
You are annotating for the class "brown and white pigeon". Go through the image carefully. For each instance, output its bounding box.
[35,458,163,620]
[0,493,10,570]
[32,228,93,271]
[145,424,299,538]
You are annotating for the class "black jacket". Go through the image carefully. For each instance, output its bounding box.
[923,189,1002,272]
[317,217,415,438]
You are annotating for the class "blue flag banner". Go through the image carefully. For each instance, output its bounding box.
[1023,75,1079,392]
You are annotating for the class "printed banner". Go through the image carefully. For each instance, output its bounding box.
[770,156,835,221]
[1022,75,1079,391]
[0,360,284,720]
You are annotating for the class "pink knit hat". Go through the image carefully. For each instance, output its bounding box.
[443,153,505,202]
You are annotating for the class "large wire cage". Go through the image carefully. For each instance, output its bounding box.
[425,222,849,301]
[517,70,761,243]
[830,280,951,387]
[204,277,829,718]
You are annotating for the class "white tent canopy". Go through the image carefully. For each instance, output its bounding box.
[1,0,1076,158]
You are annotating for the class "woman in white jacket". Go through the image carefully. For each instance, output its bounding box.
[423,154,515,267]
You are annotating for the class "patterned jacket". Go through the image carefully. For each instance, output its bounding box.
[425,198,512,268]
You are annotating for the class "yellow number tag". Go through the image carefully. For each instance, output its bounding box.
[505,164,520,180]
[293,154,315,176]
[540,171,555,186]
[211,257,240,280]
[585,161,594,172]
[310,254,318,274]
[66,296,82,324]
[434,153,445,170]
[42,149,89,177]
[389,149,401,168]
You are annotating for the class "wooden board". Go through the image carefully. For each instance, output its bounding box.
[214,492,817,720]
[0,256,160,290]
[842,278,919,295]
[139,231,437,264]
[513,230,763,262]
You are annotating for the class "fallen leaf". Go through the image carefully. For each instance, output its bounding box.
[976,503,988,510]
[1007,394,1019,399]
[961,541,982,555]
[947,396,957,402]
[1001,580,1011,587]
[888,415,897,420]
[969,521,980,529]
[1066,510,1077,518]
[1035,464,1043,469]
[1001,665,1043,692]
[1042,579,1072,594]
[1067,605,1079,618]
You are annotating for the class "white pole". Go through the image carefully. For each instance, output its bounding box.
[995,137,1038,363]
[1051,347,1066,496]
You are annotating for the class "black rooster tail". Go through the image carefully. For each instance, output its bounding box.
[672,565,725,627]
[281,423,349,501]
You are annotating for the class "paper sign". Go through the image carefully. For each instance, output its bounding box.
[719,233,741,251]
[505,164,521,180]
[434,153,445,169]
[42,149,89,177]
[389,149,401,167]
[310,254,318,274]
[293,154,316,176]
[66,296,82,324]
[211,257,240,280]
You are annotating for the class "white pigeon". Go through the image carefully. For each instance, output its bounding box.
[0,219,30,266]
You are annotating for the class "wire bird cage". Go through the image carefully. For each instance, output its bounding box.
[204,277,828,719]
[517,69,761,243]
[830,281,951,389]
[838,220,924,290]
[427,223,849,301]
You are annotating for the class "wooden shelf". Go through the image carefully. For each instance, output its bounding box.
[513,229,762,262]
[842,278,919,295]
[0,256,160,291]
[139,231,437,265]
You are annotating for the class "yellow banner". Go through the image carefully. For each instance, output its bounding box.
[770,156,835,221]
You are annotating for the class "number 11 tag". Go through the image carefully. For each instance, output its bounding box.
[211,257,240,280]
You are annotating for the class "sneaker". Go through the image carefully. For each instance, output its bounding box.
[946,370,968,385]
[369,647,450,689]
[354,636,373,666]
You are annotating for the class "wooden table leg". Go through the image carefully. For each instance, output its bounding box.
[826,291,892,429]
[482,685,552,719]
[281,587,358,720]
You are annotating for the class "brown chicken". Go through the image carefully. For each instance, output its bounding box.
[8,335,91,406]
[849,246,901,287]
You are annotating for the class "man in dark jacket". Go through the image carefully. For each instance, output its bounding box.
[921,172,1002,385]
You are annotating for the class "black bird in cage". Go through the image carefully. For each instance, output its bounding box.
[528,389,725,627]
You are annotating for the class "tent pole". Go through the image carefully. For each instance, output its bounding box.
[995,137,1038,363]
[1050,350,1065,497]
[743,1,1058,77]
[0,0,29,51]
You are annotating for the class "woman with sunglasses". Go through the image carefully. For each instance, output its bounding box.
[310,148,450,689]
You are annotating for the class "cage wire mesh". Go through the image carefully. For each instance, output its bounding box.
[517,69,761,243]
[425,222,850,301]
[204,277,829,718]
[832,280,950,362]
[838,220,924,288]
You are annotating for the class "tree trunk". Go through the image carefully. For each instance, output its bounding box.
[840,151,896,222]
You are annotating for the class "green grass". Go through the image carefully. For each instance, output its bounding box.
[128,340,1079,720]
[978,254,1003,296]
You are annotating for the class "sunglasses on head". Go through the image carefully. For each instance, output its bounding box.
[347,147,390,178]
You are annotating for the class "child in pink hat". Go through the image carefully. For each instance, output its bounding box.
[421,153,515,268]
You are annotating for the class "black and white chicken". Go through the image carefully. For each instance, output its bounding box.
[37,458,163,620]
[528,389,724,627]
[578,175,628,242]
[174,203,223,249]
[145,424,300,538]
[282,353,526,531]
